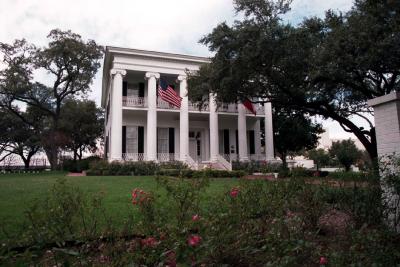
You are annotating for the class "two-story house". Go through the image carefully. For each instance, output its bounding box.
[101,46,275,170]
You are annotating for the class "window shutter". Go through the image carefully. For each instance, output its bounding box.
[224,129,230,154]
[169,128,175,153]
[249,130,255,154]
[138,126,144,153]
[122,126,126,155]
[123,81,128,96]
[235,130,239,154]
[139,82,145,97]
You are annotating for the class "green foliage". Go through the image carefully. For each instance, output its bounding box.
[87,160,159,176]
[187,0,400,160]
[232,160,282,173]
[0,29,103,169]
[329,139,362,171]
[157,168,246,178]
[2,174,400,266]
[59,99,104,160]
[23,179,107,246]
[306,149,331,170]
[327,171,377,182]
[87,160,246,178]
[274,109,324,166]
[62,156,102,173]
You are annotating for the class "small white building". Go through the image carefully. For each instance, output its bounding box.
[101,47,275,170]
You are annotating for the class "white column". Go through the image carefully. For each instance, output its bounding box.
[145,72,160,161]
[255,119,262,157]
[178,75,189,162]
[264,102,275,161]
[209,93,219,162]
[238,103,249,161]
[109,69,126,161]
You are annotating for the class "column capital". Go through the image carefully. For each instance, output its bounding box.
[145,72,160,80]
[110,68,127,76]
[177,75,187,81]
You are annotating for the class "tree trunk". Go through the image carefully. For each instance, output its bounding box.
[21,157,30,170]
[281,152,287,169]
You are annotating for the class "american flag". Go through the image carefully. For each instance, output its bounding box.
[158,79,182,108]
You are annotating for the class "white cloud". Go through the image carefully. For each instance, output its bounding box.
[0,0,359,139]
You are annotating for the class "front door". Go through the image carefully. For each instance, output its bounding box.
[189,130,202,162]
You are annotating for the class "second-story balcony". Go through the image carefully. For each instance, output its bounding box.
[247,104,265,115]
[188,101,210,112]
[219,103,238,113]
[122,96,265,115]
[157,98,180,110]
[123,96,147,108]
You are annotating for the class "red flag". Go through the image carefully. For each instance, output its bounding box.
[243,98,256,115]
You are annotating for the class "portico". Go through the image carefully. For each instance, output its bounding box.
[102,46,275,170]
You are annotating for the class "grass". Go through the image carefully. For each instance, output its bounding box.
[0,171,239,240]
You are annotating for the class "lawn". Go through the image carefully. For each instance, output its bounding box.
[0,172,239,240]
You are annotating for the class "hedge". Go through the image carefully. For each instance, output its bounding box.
[86,160,246,178]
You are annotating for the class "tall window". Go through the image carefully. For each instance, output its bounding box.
[126,126,138,153]
[157,128,169,154]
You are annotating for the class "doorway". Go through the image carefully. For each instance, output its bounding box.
[189,130,202,162]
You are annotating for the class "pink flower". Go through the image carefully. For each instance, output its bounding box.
[141,237,158,248]
[319,257,328,265]
[192,214,200,222]
[187,234,202,247]
[230,187,240,198]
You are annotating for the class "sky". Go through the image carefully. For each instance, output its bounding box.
[0,0,363,140]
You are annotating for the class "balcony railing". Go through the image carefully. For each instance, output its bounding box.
[123,96,147,107]
[246,104,264,115]
[188,101,210,112]
[223,154,266,162]
[121,97,264,115]
[219,103,238,113]
[157,98,180,110]
[122,153,146,161]
[157,153,179,162]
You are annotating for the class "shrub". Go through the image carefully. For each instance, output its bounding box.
[232,160,282,173]
[156,169,245,178]
[327,171,377,182]
[62,156,102,172]
[87,160,159,176]
[23,179,107,245]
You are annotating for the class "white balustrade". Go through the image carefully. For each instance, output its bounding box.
[217,154,232,171]
[122,153,146,161]
[157,98,180,110]
[188,101,210,112]
[123,96,147,107]
[157,153,179,162]
[246,104,264,115]
[186,155,199,170]
[219,103,238,113]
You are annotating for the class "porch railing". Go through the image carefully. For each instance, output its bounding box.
[157,98,180,110]
[219,103,238,113]
[188,101,210,112]
[122,96,147,107]
[157,153,179,162]
[246,104,264,115]
[217,154,232,171]
[122,153,146,161]
[186,155,199,170]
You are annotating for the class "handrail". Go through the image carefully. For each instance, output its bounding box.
[186,155,199,170]
[217,154,232,171]
[122,96,147,107]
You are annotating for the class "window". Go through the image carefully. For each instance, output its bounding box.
[126,126,138,153]
[158,128,169,154]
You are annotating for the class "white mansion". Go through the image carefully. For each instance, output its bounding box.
[102,46,275,170]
